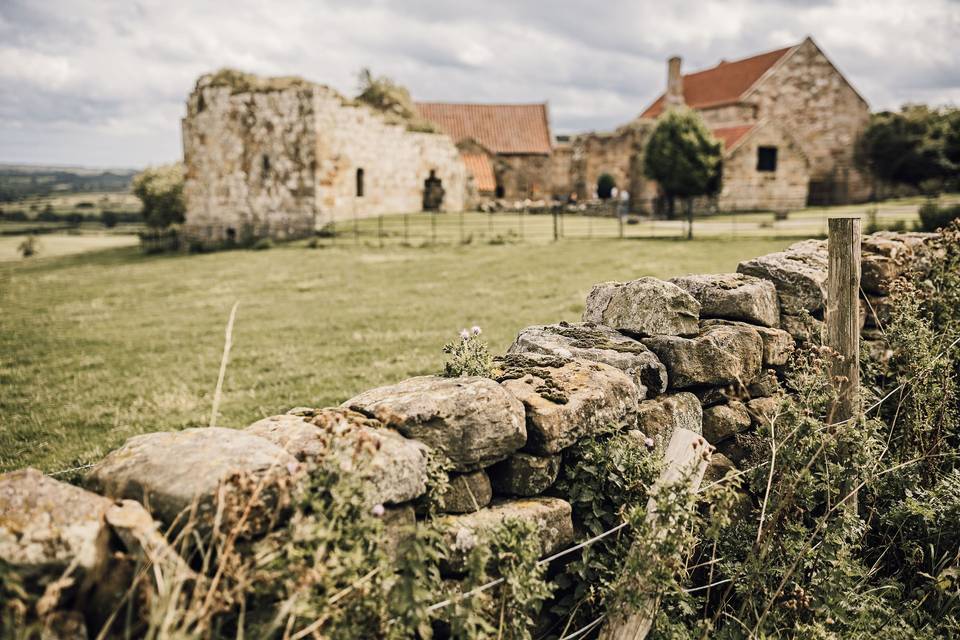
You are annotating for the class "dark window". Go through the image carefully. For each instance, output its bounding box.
[757,146,778,172]
[495,183,505,198]
[262,155,270,173]
[356,168,364,197]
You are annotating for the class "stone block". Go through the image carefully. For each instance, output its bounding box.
[87,427,298,534]
[246,410,430,506]
[444,470,493,514]
[643,324,763,389]
[737,240,827,313]
[700,319,794,366]
[582,277,700,338]
[439,497,574,573]
[635,392,703,447]
[508,322,667,398]
[488,453,561,497]
[702,400,752,444]
[343,375,526,472]
[496,353,638,455]
[670,273,780,327]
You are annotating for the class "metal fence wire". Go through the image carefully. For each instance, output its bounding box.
[149,196,927,252]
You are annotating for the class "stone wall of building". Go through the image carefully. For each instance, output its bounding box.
[697,103,758,128]
[566,122,657,208]
[495,154,553,200]
[748,39,872,204]
[718,121,810,211]
[313,90,467,225]
[182,80,320,241]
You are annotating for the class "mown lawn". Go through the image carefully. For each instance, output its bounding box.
[0,237,792,473]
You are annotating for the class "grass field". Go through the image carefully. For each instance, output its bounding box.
[0,232,140,261]
[0,236,792,474]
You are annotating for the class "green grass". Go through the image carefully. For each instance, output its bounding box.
[0,237,791,473]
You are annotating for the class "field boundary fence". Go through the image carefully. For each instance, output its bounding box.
[137,194,939,253]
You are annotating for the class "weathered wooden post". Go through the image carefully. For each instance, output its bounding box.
[599,428,711,640]
[826,217,861,510]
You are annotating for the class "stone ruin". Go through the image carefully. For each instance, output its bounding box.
[0,230,936,636]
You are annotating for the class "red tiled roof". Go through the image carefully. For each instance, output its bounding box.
[462,153,496,192]
[640,45,795,118]
[414,103,552,155]
[712,124,755,151]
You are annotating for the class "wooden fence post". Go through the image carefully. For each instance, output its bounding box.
[826,217,861,510]
[599,428,711,640]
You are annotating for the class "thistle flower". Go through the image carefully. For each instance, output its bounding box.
[644,437,655,449]
[471,326,482,336]
[371,504,385,517]
[459,328,470,340]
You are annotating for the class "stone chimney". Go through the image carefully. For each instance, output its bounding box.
[665,56,684,110]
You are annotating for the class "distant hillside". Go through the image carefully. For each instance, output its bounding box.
[0,164,138,202]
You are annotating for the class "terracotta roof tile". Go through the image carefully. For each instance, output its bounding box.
[414,103,552,155]
[641,45,795,118]
[461,153,496,192]
[712,124,755,151]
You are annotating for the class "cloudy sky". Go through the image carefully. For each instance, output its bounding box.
[1,0,958,168]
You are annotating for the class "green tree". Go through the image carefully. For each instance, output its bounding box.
[643,108,722,239]
[131,163,186,228]
[856,105,959,195]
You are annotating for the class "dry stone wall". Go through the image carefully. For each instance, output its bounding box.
[0,231,936,637]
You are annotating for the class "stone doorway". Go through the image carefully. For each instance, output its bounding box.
[423,170,445,211]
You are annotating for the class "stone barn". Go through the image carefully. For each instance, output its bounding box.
[181,70,467,242]
[414,103,554,200]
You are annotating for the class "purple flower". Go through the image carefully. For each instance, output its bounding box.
[471,326,482,336]
[644,437,655,449]
[371,504,385,517]
[459,328,470,340]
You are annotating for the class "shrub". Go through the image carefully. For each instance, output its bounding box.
[100,210,118,228]
[442,327,492,377]
[918,201,960,231]
[17,236,38,258]
[132,163,186,228]
[251,237,274,251]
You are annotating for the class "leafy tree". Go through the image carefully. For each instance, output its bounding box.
[597,173,616,199]
[643,108,722,238]
[131,163,186,228]
[856,105,959,194]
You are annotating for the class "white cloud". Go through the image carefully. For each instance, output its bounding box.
[0,0,957,166]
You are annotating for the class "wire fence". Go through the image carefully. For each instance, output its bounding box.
[306,197,922,248]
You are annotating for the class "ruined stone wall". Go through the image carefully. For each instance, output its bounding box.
[313,90,467,224]
[719,121,810,211]
[182,82,319,241]
[549,144,574,197]
[3,231,936,637]
[495,154,552,200]
[748,39,871,204]
[182,74,467,241]
[567,123,656,208]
